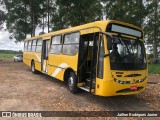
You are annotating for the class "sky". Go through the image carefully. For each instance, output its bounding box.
[0,6,48,51]
[0,30,24,51]
[0,5,24,51]
[0,26,46,51]
[0,5,45,51]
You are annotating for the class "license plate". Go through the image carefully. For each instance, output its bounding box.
[130,86,137,90]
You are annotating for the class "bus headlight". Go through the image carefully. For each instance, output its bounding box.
[114,79,131,84]
[136,77,146,83]
[114,77,146,84]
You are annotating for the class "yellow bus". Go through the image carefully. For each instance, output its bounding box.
[23,20,148,96]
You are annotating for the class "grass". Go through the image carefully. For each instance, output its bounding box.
[0,53,16,58]
[148,63,160,74]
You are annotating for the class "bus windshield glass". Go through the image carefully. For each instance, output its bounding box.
[109,36,147,70]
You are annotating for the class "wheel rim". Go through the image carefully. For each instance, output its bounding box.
[68,77,74,88]
[32,63,34,72]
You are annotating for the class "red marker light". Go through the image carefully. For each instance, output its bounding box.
[130,86,137,90]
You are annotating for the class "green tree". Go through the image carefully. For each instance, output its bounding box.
[0,10,6,30]
[4,0,30,41]
[0,0,6,30]
[2,0,46,41]
[103,0,148,27]
[39,0,56,33]
[51,0,103,31]
[144,0,160,61]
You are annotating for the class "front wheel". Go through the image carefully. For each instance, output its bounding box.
[31,61,38,74]
[68,72,79,93]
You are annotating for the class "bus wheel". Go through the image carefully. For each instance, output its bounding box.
[31,61,38,74]
[68,72,78,93]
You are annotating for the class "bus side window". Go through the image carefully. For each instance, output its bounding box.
[50,35,62,54]
[36,39,42,52]
[24,41,28,51]
[32,39,37,52]
[62,32,80,55]
[28,40,32,51]
[24,41,25,51]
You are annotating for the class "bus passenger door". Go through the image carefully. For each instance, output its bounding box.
[78,33,99,92]
[42,40,50,73]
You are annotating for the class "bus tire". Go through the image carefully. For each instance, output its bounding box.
[31,61,38,74]
[68,72,79,93]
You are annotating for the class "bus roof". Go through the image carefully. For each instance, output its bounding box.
[25,20,143,41]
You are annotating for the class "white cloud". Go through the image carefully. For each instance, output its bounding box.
[0,31,24,51]
[0,27,48,51]
[0,5,48,51]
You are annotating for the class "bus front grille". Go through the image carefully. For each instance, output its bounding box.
[124,74,141,77]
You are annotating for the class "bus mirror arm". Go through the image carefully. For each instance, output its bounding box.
[101,31,113,38]
[103,52,113,58]
[100,31,113,50]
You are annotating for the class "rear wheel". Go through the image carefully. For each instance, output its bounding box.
[31,61,38,74]
[68,72,79,93]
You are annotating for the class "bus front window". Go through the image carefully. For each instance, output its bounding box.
[109,36,147,70]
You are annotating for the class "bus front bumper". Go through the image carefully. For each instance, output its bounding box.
[95,78,148,97]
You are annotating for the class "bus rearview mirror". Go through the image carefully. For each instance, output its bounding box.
[107,36,113,50]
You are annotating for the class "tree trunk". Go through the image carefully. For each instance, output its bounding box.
[138,0,143,27]
[42,14,45,33]
[153,0,158,61]
[47,0,50,33]
[32,6,35,37]
[24,2,27,38]
[31,4,35,37]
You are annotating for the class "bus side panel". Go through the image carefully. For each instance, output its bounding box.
[23,57,31,67]
[95,78,114,96]
[34,52,41,71]
[48,54,62,80]
[48,65,63,81]
[48,54,78,81]
[23,52,42,71]
[23,52,32,67]
[95,55,114,96]
[95,39,114,96]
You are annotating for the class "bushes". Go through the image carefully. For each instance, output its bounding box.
[148,63,160,74]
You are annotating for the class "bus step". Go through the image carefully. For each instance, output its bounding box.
[86,79,95,88]
[79,86,90,92]
[86,79,95,83]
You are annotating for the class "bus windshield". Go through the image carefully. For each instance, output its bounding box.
[109,36,147,70]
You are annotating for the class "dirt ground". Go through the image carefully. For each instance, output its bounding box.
[0,59,159,120]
